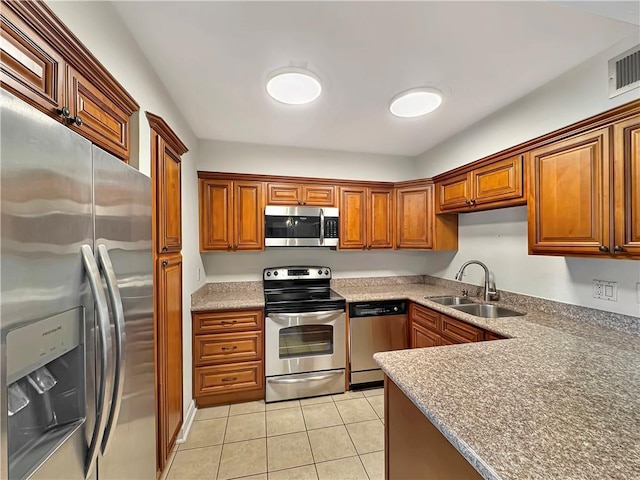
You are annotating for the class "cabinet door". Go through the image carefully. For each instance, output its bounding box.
[266,183,301,205]
[67,66,129,160]
[234,181,264,251]
[367,188,394,249]
[473,156,524,207]
[437,173,471,211]
[411,323,440,348]
[1,7,65,116]
[528,127,611,256]
[156,136,182,253]
[613,116,640,257]
[157,254,183,461]
[396,185,432,249]
[302,184,336,206]
[199,179,233,251]
[339,187,367,249]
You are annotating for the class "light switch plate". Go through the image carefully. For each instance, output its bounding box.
[593,279,617,301]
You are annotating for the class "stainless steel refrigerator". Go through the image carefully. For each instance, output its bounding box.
[0,89,155,479]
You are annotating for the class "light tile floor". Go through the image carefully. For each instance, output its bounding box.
[162,388,385,480]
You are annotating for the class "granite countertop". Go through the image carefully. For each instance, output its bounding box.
[334,284,640,480]
[191,279,640,478]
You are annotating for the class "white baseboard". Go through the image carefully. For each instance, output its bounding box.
[176,399,197,444]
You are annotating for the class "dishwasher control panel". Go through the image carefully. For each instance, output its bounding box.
[349,300,407,317]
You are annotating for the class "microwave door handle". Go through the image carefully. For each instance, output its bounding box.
[81,245,113,479]
[319,208,325,245]
[97,245,126,456]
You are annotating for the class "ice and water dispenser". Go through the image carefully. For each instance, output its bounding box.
[5,308,85,479]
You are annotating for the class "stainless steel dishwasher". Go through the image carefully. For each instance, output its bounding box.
[349,300,408,388]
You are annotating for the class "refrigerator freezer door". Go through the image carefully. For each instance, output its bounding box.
[93,146,155,480]
[1,90,92,479]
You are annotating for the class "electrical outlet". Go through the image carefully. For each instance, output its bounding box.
[592,279,617,301]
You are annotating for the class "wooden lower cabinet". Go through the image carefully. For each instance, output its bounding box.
[157,253,183,465]
[409,302,492,348]
[385,376,482,479]
[192,308,265,407]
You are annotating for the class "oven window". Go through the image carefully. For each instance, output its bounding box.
[279,325,334,358]
[265,215,320,238]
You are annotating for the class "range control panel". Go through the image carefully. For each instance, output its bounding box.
[264,266,331,281]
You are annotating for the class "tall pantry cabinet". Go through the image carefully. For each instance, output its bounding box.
[146,112,189,473]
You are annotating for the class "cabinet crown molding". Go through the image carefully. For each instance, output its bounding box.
[146,111,189,155]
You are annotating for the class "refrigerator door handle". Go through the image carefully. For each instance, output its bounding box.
[97,245,126,455]
[81,245,113,478]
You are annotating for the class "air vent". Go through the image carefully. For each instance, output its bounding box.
[609,45,640,98]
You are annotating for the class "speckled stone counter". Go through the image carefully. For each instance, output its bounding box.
[338,283,640,480]
[191,281,264,311]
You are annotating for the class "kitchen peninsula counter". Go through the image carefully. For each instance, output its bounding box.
[332,283,639,480]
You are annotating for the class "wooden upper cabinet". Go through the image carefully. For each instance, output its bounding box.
[527,127,611,256]
[267,182,335,206]
[156,139,182,253]
[339,186,367,249]
[437,156,524,212]
[1,6,64,115]
[234,181,264,250]
[339,186,393,250]
[396,184,432,249]
[0,1,138,161]
[148,112,188,254]
[613,116,640,257]
[199,177,263,252]
[67,66,129,159]
[397,183,458,250]
[369,188,394,249]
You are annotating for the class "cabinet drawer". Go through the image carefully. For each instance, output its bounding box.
[410,303,440,331]
[195,361,263,396]
[194,309,263,334]
[441,315,484,343]
[194,331,262,366]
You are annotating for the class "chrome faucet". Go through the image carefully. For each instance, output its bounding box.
[454,260,498,302]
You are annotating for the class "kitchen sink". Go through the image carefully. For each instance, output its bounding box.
[425,296,475,306]
[450,303,525,318]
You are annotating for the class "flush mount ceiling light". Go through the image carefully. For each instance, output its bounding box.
[266,67,322,105]
[389,87,443,118]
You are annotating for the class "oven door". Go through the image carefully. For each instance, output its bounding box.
[265,310,346,376]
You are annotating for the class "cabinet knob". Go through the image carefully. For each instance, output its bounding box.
[302,201,306,205]
[162,260,168,267]
[396,243,400,248]
[70,116,83,127]
[297,200,302,205]
[613,245,624,253]
[464,199,471,206]
[598,245,610,253]
[162,246,168,252]
[234,243,239,250]
[227,244,233,250]
[368,244,372,249]
[471,198,476,205]
[57,106,70,118]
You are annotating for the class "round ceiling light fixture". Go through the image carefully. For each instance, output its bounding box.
[266,67,322,105]
[389,87,443,118]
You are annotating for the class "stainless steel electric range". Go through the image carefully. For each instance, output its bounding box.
[263,266,346,403]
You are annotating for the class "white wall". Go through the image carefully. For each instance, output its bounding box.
[416,33,640,317]
[47,1,205,419]
[198,139,422,281]
[198,139,416,182]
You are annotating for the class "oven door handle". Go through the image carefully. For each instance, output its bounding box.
[267,371,343,384]
[268,310,344,324]
[319,208,325,245]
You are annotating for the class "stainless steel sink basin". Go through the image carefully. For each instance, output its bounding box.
[426,296,475,306]
[450,303,525,318]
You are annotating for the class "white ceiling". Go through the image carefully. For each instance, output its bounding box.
[113,1,639,157]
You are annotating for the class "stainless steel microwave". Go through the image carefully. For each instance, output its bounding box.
[264,205,339,247]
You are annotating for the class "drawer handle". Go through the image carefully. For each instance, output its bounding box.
[221,377,238,383]
[221,346,238,351]
[221,320,237,326]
